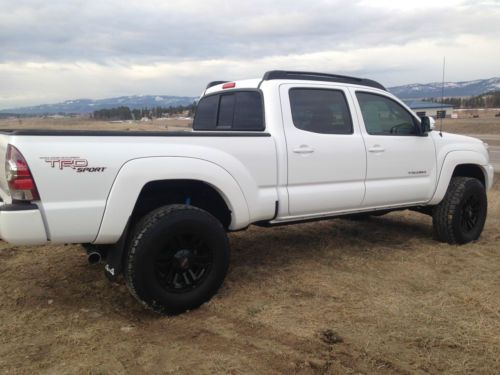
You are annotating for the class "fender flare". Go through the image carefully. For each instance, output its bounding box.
[428,150,489,205]
[94,156,250,243]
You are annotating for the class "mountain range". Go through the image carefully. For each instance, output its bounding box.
[1,77,499,115]
[0,95,197,115]
[388,77,500,99]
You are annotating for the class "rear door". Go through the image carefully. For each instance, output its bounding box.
[352,90,437,207]
[280,84,367,216]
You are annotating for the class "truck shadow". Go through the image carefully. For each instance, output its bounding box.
[230,213,434,266]
[1,212,436,319]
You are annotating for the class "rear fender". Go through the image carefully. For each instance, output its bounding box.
[94,157,249,243]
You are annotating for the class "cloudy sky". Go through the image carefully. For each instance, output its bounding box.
[0,0,499,109]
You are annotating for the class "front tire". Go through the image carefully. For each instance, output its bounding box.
[125,204,230,314]
[432,177,487,244]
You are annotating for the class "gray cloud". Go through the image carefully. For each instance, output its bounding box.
[1,0,498,62]
[0,0,499,108]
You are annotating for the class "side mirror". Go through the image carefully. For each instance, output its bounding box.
[420,116,435,133]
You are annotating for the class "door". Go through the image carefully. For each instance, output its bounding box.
[353,90,437,207]
[280,84,367,216]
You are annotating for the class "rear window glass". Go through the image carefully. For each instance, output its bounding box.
[193,95,218,130]
[289,89,352,134]
[193,91,264,131]
[218,94,236,128]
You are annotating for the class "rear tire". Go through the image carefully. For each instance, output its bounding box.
[124,204,230,314]
[432,177,487,244]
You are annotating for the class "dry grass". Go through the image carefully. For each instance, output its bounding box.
[0,116,499,374]
[442,109,500,135]
[0,180,498,374]
[0,117,192,132]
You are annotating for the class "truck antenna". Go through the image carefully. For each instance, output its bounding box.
[439,56,446,137]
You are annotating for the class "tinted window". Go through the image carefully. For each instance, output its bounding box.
[233,91,264,130]
[356,92,417,135]
[289,89,352,134]
[218,94,235,128]
[193,91,264,131]
[193,95,218,130]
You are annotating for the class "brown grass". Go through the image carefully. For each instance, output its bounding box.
[0,117,192,132]
[0,180,498,374]
[441,109,500,135]
[0,116,499,374]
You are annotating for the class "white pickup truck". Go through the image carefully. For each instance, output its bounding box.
[0,71,494,314]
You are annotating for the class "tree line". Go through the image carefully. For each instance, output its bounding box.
[92,103,196,121]
[425,91,500,109]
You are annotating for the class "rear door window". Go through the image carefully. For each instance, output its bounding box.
[288,88,353,134]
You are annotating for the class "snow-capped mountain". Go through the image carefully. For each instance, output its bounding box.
[2,77,500,115]
[0,95,198,115]
[388,77,500,99]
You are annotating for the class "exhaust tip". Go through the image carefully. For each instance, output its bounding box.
[87,251,102,265]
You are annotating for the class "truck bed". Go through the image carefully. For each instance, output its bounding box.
[0,129,277,243]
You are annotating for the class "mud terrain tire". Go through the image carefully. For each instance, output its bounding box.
[432,177,487,244]
[125,204,230,314]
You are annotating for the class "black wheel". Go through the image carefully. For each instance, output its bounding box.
[125,204,230,314]
[432,177,487,244]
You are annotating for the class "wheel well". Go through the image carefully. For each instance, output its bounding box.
[452,164,485,186]
[132,180,232,228]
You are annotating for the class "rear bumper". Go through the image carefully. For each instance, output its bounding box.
[0,203,48,245]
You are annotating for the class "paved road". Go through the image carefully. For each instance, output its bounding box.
[465,134,500,172]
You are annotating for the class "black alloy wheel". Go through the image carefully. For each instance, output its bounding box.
[154,232,213,293]
[459,194,482,234]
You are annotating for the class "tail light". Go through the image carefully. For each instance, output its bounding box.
[5,144,40,201]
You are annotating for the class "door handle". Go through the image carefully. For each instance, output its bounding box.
[368,145,385,153]
[293,145,314,154]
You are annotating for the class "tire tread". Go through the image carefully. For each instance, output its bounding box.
[432,177,486,244]
[124,204,226,314]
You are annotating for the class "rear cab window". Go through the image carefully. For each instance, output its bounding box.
[193,90,264,131]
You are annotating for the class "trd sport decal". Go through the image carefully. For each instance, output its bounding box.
[40,157,107,173]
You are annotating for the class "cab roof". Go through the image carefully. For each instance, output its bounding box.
[204,70,386,95]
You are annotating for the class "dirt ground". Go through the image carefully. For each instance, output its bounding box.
[0,114,499,374]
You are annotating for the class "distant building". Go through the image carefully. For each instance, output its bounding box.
[404,101,454,118]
